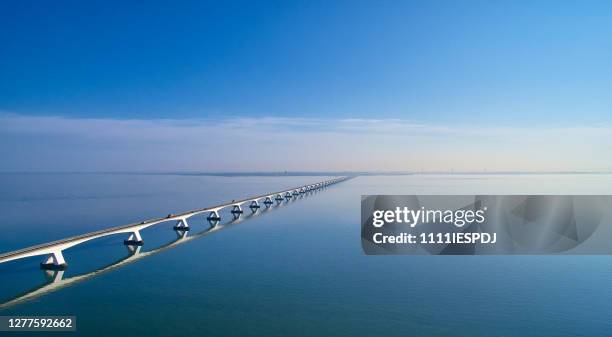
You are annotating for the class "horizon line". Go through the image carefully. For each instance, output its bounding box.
[1,170,612,176]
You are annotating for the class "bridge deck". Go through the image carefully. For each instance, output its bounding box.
[0,177,347,263]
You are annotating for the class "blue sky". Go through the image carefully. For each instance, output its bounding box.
[1,1,611,171]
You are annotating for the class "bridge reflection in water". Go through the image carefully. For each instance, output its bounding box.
[0,178,345,309]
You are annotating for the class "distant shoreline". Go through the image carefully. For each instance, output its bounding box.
[1,171,611,177]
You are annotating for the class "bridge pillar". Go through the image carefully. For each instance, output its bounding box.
[124,230,144,246]
[40,250,67,270]
[264,197,273,205]
[231,204,244,215]
[173,218,190,231]
[284,192,292,199]
[249,200,261,210]
[275,194,284,201]
[207,210,221,221]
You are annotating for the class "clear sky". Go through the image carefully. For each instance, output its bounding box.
[1,1,611,172]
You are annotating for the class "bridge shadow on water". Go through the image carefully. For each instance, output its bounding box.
[0,188,324,310]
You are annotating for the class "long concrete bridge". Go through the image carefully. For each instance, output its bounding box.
[0,177,349,270]
[0,194,291,309]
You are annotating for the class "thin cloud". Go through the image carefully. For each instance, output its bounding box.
[2,113,610,136]
[0,113,611,172]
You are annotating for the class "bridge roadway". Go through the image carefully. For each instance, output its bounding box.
[0,176,349,269]
[0,199,281,309]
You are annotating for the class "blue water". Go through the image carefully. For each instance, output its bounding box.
[1,173,611,336]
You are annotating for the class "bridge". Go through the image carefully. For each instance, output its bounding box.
[0,194,292,309]
[0,176,349,270]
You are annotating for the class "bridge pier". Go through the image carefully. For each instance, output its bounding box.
[263,197,273,206]
[284,192,292,199]
[249,200,261,210]
[40,250,67,270]
[173,218,190,231]
[231,205,244,215]
[207,210,221,221]
[275,194,284,201]
[124,230,144,246]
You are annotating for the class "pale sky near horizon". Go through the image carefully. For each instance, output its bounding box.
[1,114,610,172]
[1,1,611,172]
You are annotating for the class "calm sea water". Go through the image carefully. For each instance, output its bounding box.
[0,173,611,336]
